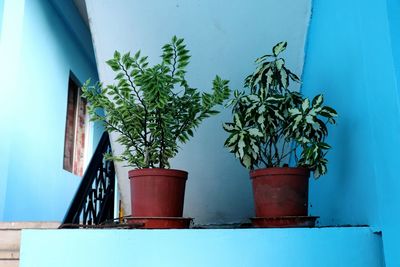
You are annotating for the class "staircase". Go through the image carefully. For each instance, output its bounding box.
[61,132,115,228]
[0,222,59,267]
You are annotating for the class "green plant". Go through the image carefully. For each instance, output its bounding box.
[83,36,230,169]
[223,42,337,178]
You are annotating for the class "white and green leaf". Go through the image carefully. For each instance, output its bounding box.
[248,128,263,137]
[302,98,310,112]
[272,41,287,56]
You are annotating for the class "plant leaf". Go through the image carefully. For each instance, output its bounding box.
[272,41,287,56]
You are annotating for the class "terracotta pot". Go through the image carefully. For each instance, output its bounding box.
[129,168,187,217]
[250,167,310,217]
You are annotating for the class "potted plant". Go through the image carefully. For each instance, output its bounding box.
[82,36,230,227]
[223,42,337,227]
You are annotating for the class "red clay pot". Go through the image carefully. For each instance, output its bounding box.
[129,168,187,217]
[250,167,310,217]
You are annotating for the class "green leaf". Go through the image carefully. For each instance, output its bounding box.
[242,154,251,169]
[319,142,331,149]
[257,115,265,124]
[255,54,273,64]
[302,98,310,112]
[176,38,184,46]
[233,114,242,129]
[272,41,287,56]
[133,50,141,60]
[287,69,301,83]
[312,94,324,108]
[289,108,301,116]
[106,59,121,71]
[280,68,288,89]
[328,117,336,124]
[139,56,148,64]
[275,59,285,70]
[247,94,260,102]
[226,133,239,146]
[122,52,130,65]
[114,51,121,60]
[321,106,338,118]
[248,128,263,137]
[305,115,314,124]
[257,105,266,114]
[297,137,310,143]
[115,72,124,80]
[238,135,246,158]
[223,123,235,132]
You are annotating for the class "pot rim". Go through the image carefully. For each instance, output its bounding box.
[250,167,310,179]
[128,168,188,179]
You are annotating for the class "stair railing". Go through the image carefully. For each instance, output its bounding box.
[60,132,116,228]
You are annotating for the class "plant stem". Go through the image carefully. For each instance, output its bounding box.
[157,109,165,168]
[268,140,273,166]
[119,61,150,166]
[281,139,287,164]
[171,44,178,78]
[273,137,280,166]
[101,118,145,159]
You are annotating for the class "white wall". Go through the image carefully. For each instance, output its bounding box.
[85,0,311,225]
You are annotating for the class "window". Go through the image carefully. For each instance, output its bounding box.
[63,76,88,176]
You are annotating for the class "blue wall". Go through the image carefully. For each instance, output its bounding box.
[20,228,384,267]
[0,0,3,33]
[302,0,400,265]
[387,0,400,85]
[0,0,26,222]
[0,0,101,221]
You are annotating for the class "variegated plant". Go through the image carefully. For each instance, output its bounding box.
[224,42,337,178]
[83,36,230,169]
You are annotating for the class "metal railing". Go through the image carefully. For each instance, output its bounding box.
[60,132,115,228]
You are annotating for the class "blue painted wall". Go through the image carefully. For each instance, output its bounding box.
[19,228,384,267]
[0,0,27,222]
[0,0,101,221]
[302,0,400,265]
[0,0,3,33]
[387,0,400,85]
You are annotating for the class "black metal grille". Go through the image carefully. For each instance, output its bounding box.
[60,132,115,228]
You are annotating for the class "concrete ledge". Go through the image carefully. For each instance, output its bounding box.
[0,222,60,230]
[0,250,19,260]
[20,227,384,267]
[0,259,19,267]
[0,231,20,250]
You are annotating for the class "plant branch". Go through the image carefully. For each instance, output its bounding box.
[101,118,145,159]
[118,61,150,163]
[171,44,178,79]
[157,109,166,168]
[174,113,192,141]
